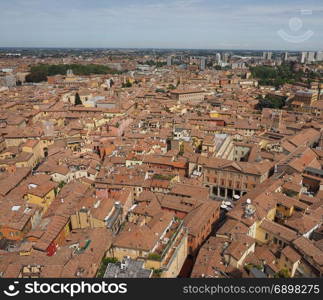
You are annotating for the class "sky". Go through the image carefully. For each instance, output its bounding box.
[0,0,322,50]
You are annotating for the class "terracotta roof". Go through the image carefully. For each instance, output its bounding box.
[281,246,301,263]
[260,219,298,242]
[285,215,319,235]
[224,235,255,261]
[293,237,323,271]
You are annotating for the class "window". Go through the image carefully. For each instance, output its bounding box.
[212,186,217,195]
[265,233,269,240]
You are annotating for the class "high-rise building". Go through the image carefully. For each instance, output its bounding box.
[282,52,288,61]
[266,52,272,60]
[200,57,206,71]
[222,52,229,63]
[263,51,272,60]
[300,51,316,64]
[268,52,272,60]
[307,52,315,63]
[215,53,221,64]
[316,51,323,61]
[167,56,172,66]
[300,52,307,64]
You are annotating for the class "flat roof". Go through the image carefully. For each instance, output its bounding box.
[103,258,152,278]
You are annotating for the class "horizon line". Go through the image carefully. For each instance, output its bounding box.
[0,46,321,53]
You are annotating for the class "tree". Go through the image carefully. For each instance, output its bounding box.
[122,80,132,88]
[250,63,315,88]
[25,71,47,83]
[147,253,162,261]
[58,181,66,189]
[256,95,286,110]
[152,268,163,278]
[274,268,291,278]
[75,93,82,106]
[25,63,124,84]
[96,257,118,278]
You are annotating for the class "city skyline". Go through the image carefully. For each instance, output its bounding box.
[0,2,322,281]
[0,0,323,50]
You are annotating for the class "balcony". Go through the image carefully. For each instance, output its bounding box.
[148,219,184,264]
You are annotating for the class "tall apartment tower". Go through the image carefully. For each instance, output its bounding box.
[282,52,288,61]
[300,52,307,63]
[267,52,272,60]
[316,51,323,61]
[215,53,221,64]
[200,57,206,71]
[263,51,272,60]
[307,52,315,63]
[222,52,229,63]
[167,56,172,66]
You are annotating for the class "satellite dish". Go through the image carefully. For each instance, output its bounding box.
[246,198,252,204]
